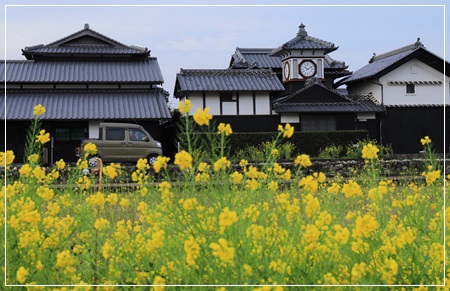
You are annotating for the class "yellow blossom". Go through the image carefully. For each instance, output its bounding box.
[198,162,210,172]
[193,107,213,126]
[184,236,201,266]
[37,186,54,201]
[28,154,39,164]
[0,150,15,166]
[174,150,193,170]
[56,250,75,268]
[268,181,279,192]
[420,135,431,145]
[342,180,363,198]
[422,169,441,185]
[217,123,233,136]
[229,171,243,184]
[19,164,32,177]
[55,159,66,170]
[83,143,97,157]
[294,154,312,168]
[178,99,192,114]
[361,143,379,160]
[239,159,248,168]
[214,157,231,172]
[102,241,114,259]
[154,156,170,173]
[245,179,260,191]
[219,207,239,234]
[278,123,294,138]
[33,104,46,116]
[353,214,378,238]
[210,238,234,265]
[17,266,28,283]
[36,129,50,144]
[153,275,166,291]
[94,218,110,231]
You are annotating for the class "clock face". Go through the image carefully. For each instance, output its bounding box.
[299,60,316,78]
[283,62,290,80]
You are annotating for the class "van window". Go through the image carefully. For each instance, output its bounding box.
[106,128,125,140]
[129,128,148,141]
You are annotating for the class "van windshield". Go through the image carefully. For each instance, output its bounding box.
[129,128,149,141]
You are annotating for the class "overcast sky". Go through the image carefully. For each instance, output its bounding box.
[2,1,448,107]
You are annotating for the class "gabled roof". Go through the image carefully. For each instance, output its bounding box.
[229,47,348,71]
[270,23,337,57]
[338,39,450,85]
[22,24,149,59]
[1,59,164,84]
[273,78,384,113]
[3,89,171,120]
[174,69,285,96]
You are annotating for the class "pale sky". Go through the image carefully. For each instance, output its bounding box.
[2,1,448,108]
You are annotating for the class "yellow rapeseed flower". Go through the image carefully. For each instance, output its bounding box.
[213,157,231,172]
[342,180,363,198]
[83,142,97,156]
[423,169,441,185]
[16,266,28,283]
[361,143,379,160]
[178,99,192,114]
[210,238,234,265]
[217,123,233,136]
[193,108,213,126]
[36,129,50,144]
[33,104,46,116]
[184,236,201,266]
[219,207,239,234]
[94,218,110,231]
[18,164,32,177]
[294,154,312,168]
[420,135,431,145]
[174,150,193,170]
[55,159,66,170]
[278,123,294,138]
[1,150,15,165]
[229,171,243,184]
[154,156,170,173]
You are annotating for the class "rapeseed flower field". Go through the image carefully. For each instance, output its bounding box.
[2,104,448,289]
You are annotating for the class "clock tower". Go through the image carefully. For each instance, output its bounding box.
[271,23,338,91]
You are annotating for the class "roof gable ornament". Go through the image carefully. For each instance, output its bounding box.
[297,23,308,39]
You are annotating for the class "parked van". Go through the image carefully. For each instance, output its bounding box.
[80,123,162,165]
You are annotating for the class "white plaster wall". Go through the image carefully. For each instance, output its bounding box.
[380,59,448,105]
[205,92,220,115]
[188,94,204,114]
[280,113,300,123]
[239,92,253,115]
[89,121,102,139]
[222,102,237,115]
[255,92,271,115]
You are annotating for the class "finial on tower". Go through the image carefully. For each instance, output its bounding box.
[297,22,308,38]
[84,23,90,29]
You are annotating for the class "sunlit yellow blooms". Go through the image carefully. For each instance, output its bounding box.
[353,214,378,238]
[46,202,60,216]
[17,266,29,283]
[351,263,367,283]
[361,143,379,160]
[351,238,370,254]
[229,171,243,184]
[342,180,363,198]
[327,182,341,194]
[197,162,210,172]
[32,166,46,182]
[219,207,238,234]
[217,123,233,136]
[313,172,326,183]
[193,107,213,126]
[213,157,231,172]
[153,275,166,291]
[19,164,32,177]
[105,193,119,205]
[380,258,398,284]
[332,224,350,245]
[36,129,50,144]
[102,241,114,259]
[184,236,201,266]
[154,156,170,173]
[86,192,105,207]
[55,159,66,170]
[94,218,110,231]
[83,142,97,156]
[271,148,279,156]
[56,250,76,268]
[299,175,318,193]
[28,154,39,164]
[120,198,130,208]
[304,193,320,218]
[102,163,121,179]
[269,259,291,275]
[37,186,54,201]
[178,99,192,114]
[295,154,312,168]
[243,264,253,276]
[420,135,431,145]
[303,224,320,243]
[239,159,248,168]
[368,184,388,200]
[0,150,15,166]
[246,166,259,179]
[268,181,279,192]
[174,150,193,170]
[278,123,294,138]
[210,238,234,265]
[422,169,441,185]
[195,172,210,182]
[181,198,198,211]
[243,205,260,222]
[33,104,46,116]
[245,179,260,191]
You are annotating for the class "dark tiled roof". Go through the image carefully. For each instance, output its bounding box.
[1,59,164,83]
[273,100,384,113]
[338,40,449,85]
[22,24,149,57]
[230,48,348,70]
[271,23,337,56]
[176,69,285,92]
[2,89,171,120]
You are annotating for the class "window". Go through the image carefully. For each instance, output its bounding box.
[106,128,125,140]
[55,128,85,141]
[129,129,148,141]
[406,84,415,94]
[301,114,336,131]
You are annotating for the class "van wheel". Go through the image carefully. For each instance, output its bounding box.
[148,155,158,166]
